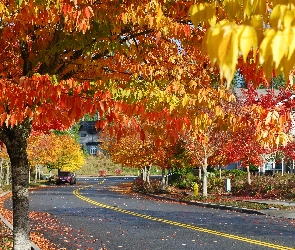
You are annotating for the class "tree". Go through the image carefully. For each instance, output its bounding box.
[27,132,62,170]
[51,134,85,172]
[182,125,232,196]
[223,86,293,183]
[101,128,177,185]
[0,2,214,248]
[27,132,85,173]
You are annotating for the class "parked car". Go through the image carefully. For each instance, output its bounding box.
[56,172,76,185]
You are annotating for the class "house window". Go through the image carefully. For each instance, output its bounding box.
[89,146,97,155]
[80,133,87,137]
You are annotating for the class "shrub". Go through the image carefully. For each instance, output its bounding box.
[132,178,163,194]
[115,169,122,176]
[230,173,295,200]
[98,170,106,177]
[176,180,189,189]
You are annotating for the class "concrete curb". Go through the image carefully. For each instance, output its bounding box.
[137,191,266,216]
[0,191,40,250]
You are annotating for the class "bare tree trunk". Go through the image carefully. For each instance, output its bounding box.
[146,165,150,183]
[35,166,38,183]
[161,169,165,191]
[166,169,171,185]
[202,156,208,197]
[38,166,41,181]
[247,166,251,185]
[198,167,201,179]
[0,119,32,250]
[142,166,146,182]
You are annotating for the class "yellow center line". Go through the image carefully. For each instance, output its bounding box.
[73,182,295,250]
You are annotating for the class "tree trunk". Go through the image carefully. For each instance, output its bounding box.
[0,120,32,250]
[202,166,208,197]
[166,169,171,186]
[161,169,165,191]
[35,166,38,183]
[202,156,208,197]
[6,162,9,185]
[142,166,146,182]
[247,166,251,185]
[146,165,150,183]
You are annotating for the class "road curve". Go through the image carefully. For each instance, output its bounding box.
[5,176,295,250]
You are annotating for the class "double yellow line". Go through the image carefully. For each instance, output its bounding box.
[73,182,294,250]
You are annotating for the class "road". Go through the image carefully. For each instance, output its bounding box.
[5,177,295,250]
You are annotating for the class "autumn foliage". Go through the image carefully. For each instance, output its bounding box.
[27,132,85,172]
[1,0,295,249]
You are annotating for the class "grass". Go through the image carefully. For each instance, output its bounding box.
[34,154,161,177]
[75,155,161,176]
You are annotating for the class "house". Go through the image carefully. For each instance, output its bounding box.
[79,121,102,155]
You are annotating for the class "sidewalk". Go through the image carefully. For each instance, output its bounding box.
[244,200,295,219]
[142,191,295,219]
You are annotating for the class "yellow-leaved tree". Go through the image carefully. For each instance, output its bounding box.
[51,134,85,172]
[27,132,85,173]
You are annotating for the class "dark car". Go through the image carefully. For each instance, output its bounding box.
[56,172,76,185]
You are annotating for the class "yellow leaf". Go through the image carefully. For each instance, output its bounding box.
[238,25,258,62]
[205,3,216,27]
[251,15,264,44]
[206,25,222,64]
[189,3,216,27]
[223,0,241,21]
[259,29,276,64]
[189,4,203,28]
[254,0,267,16]
[280,28,295,78]
[222,26,239,86]
[251,15,263,29]
[218,27,232,63]
[272,30,286,68]
[287,27,295,60]
[269,5,283,28]
[283,9,295,28]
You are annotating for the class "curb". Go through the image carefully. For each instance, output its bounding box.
[0,191,40,250]
[137,191,266,216]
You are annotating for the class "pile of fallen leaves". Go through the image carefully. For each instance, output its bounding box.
[0,192,59,250]
[0,219,12,249]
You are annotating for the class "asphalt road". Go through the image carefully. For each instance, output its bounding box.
[5,177,295,250]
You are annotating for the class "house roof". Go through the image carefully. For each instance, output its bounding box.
[79,121,100,134]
